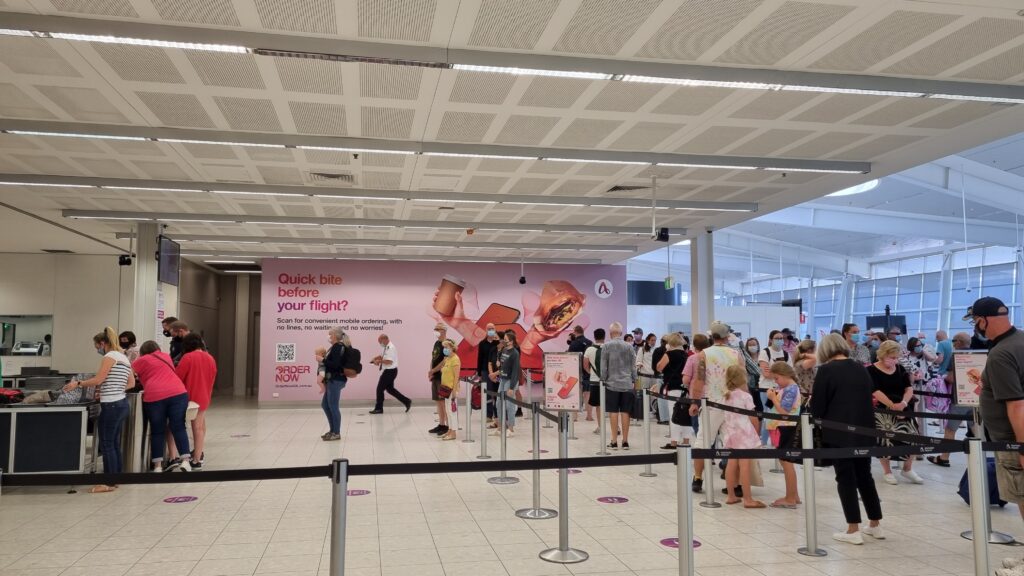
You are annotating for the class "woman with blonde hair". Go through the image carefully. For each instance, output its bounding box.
[868,340,922,485]
[657,332,692,450]
[439,338,461,440]
[793,339,817,400]
[63,327,135,493]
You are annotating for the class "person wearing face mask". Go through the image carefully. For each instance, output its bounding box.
[369,334,411,414]
[865,331,883,363]
[965,298,1024,530]
[478,323,502,424]
[489,331,520,437]
[928,332,975,467]
[62,327,135,493]
[869,340,923,485]
[438,339,461,441]
[636,333,659,392]
[428,323,449,436]
[651,335,669,423]
[742,338,765,416]
[842,323,871,365]
[119,331,139,363]
[756,331,790,440]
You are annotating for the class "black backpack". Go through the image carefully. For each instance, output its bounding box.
[342,346,363,378]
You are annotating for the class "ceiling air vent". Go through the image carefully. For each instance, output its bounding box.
[42,249,74,254]
[309,172,356,185]
[606,185,649,193]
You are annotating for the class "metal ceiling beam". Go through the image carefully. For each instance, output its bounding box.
[893,157,1024,216]
[0,119,868,173]
[5,12,1022,103]
[62,209,661,235]
[755,203,1022,246]
[180,250,603,265]
[631,248,817,278]
[117,233,634,253]
[1,174,756,212]
[714,229,870,277]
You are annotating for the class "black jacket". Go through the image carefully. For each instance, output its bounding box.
[810,359,876,448]
[323,342,346,380]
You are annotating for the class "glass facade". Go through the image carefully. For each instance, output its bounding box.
[738,247,1021,339]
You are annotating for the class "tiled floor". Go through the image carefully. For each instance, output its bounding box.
[1,398,1021,576]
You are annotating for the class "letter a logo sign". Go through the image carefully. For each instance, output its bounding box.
[595,279,613,299]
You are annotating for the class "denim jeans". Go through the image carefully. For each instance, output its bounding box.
[498,378,517,428]
[144,392,191,462]
[322,378,346,434]
[98,398,130,474]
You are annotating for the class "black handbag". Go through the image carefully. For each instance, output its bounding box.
[671,399,691,427]
[786,422,830,467]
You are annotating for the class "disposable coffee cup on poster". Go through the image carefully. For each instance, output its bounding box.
[433,275,466,316]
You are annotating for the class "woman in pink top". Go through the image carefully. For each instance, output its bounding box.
[176,333,217,468]
[133,341,193,473]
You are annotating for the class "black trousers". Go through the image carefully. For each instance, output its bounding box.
[485,377,499,418]
[832,456,883,525]
[374,368,410,411]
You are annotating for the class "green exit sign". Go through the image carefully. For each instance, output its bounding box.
[664,276,674,290]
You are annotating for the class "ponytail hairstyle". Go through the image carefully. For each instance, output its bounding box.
[724,364,747,400]
[94,326,122,353]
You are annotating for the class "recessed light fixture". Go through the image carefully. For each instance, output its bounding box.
[0,181,93,188]
[298,145,415,155]
[452,64,612,80]
[205,260,257,265]
[104,186,204,193]
[224,270,262,274]
[7,130,149,141]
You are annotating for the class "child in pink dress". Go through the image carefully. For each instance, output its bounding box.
[722,365,766,508]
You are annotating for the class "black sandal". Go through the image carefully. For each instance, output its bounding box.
[927,456,950,467]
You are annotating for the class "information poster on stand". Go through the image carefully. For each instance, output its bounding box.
[952,351,987,407]
[544,352,581,411]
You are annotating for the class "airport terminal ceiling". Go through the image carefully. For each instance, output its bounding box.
[0,1,1023,270]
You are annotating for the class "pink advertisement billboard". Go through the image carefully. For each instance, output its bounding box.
[259,259,627,403]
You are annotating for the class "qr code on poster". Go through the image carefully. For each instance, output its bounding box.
[276,343,296,363]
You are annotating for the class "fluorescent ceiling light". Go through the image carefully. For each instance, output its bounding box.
[827,179,879,197]
[7,130,148,141]
[161,138,285,148]
[544,157,648,165]
[929,94,1024,105]
[0,181,93,188]
[159,218,235,223]
[502,201,585,207]
[414,198,489,204]
[314,194,393,201]
[781,86,925,98]
[247,221,321,226]
[763,167,866,174]
[224,270,262,274]
[452,64,611,80]
[205,260,257,265]
[49,32,250,53]
[298,145,414,155]
[212,190,284,197]
[657,163,760,170]
[104,186,203,193]
[71,215,148,220]
[621,75,779,90]
[423,152,533,160]
[0,29,34,37]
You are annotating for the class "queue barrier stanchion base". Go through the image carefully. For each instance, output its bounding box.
[516,507,558,520]
[488,475,520,485]
[960,530,1016,545]
[539,548,589,564]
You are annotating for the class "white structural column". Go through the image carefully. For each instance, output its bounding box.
[131,222,160,343]
[234,275,250,397]
[1017,249,1024,326]
[835,275,855,327]
[690,231,715,332]
[938,252,954,333]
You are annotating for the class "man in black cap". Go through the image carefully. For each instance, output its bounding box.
[965,297,1024,524]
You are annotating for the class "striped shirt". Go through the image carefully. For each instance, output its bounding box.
[99,351,132,402]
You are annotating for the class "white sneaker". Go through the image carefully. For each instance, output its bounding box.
[862,525,885,540]
[833,531,864,545]
[1003,558,1024,569]
[883,473,898,485]
[507,430,514,438]
[179,459,192,472]
[900,470,924,484]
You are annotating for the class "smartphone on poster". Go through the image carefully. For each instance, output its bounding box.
[557,376,579,399]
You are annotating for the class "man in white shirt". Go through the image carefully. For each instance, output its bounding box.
[369,334,411,414]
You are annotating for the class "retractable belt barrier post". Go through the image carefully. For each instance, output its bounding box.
[698,399,720,508]
[463,380,474,444]
[966,438,990,576]
[597,382,610,456]
[488,392,519,485]
[640,388,656,478]
[568,415,577,440]
[796,413,826,557]
[539,411,589,564]
[961,408,1016,546]
[517,402,558,520]
[677,445,695,576]
[525,371,533,421]
[478,389,492,460]
[329,459,348,576]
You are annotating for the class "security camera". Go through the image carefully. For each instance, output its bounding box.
[118,255,133,266]
[519,276,526,285]
[352,153,359,160]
